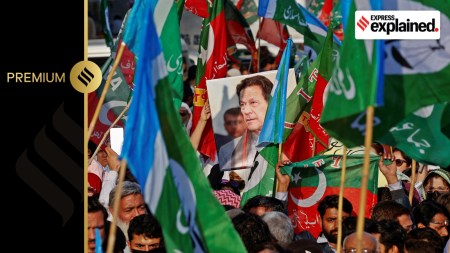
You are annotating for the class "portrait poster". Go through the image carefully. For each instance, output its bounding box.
[206,69,296,169]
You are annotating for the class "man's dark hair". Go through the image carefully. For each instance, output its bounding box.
[367,220,406,253]
[232,212,275,253]
[128,213,165,248]
[371,200,412,222]
[404,227,444,253]
[236,75,273,102]
[223,107,242,118]
[242,195,286,214]
[317,194,353,217]
[413,200,450,227]
[88,196,108,220]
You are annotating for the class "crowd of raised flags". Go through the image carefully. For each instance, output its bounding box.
[88,0,450,251]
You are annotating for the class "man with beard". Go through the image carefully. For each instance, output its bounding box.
[109,181,148,253]
[295,194,354,253]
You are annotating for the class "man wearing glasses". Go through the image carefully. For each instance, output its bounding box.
[342,231,379,253]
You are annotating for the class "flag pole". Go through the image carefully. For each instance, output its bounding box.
[409,160,417,205]
[274,142,283,197]
[336,146,347,253]
[356,105,374,252]
[106,158,128,253]
[87,41,127,141]
[89,98,132,164]
[257,17,261,72]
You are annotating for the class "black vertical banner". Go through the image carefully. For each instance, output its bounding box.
[2,1,83,252]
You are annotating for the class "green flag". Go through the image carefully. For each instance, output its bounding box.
[100,0,114,48]
[321,0,450,149]
[120,1,247,252]
[377,102,450,168]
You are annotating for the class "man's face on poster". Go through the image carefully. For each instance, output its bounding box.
[224,113,247,138]
[239,85,269,134]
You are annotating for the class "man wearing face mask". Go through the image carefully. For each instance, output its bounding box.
[420,168,450,201]
[127,214,165,253]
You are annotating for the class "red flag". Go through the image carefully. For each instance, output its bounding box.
[224,0,257,72]
[184,0,209,18]
[257,18,289,66]
[191,0,228,161]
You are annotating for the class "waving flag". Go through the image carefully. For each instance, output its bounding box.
[258,0,341,61]
[88,17,134,148]
[321,0,450,149]
[192,0,228,161]
[120,1,246,252]
[377,102,450,168]
[258,38,293,147]
[150,0,184,110]
[224,0,258,72]
[100,0,114,48]
[281,154,379,237]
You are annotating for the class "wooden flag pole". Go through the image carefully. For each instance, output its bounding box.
[257,17,261,73]
[336,146,348,253]
[106,158,128,253]
[89,98,132,164]
[87,41,127,142]
[356,105,375,253]
[274,142,283,197]
[409,160,417,205]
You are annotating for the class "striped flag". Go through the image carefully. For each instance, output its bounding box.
[258,38,293,147]
[120,1,247,252]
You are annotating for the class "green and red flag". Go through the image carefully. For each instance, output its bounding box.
[258,0,341,62]
[321,0,450,149]
[120,1,247,251]
[88,15,134,148]
[281,154,379,237]
[224,0,258,72]
[377,102,450,168]
[234,0,259,25]
[192,0,228,161]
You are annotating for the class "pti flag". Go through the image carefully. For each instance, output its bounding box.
[280,154,379,237]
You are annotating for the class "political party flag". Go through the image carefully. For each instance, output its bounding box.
[184,0,209,18]
[224,0,258,72]
[257,18,290,66]
[89,10,135,148]
[120,1,247,252]
[100,0,114,48]
[280,154,379,237]
[321,0,450,149]
[176,0,185,22]
[192,0,228,161]
[258,0,341,61]
[234,0,259,25]
[377,102,450,168]
[258,38,293,147]
[150,0,184,110]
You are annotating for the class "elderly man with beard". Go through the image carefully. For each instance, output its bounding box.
[295,194,354,253]
[109,181,148,253]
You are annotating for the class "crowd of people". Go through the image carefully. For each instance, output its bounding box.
[87,47,450,253]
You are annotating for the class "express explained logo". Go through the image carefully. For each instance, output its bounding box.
[356,11,440,40]
[357,16,370,31]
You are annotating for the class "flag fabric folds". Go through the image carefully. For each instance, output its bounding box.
[258,38,293,147]
[321,0,450,149]
[377,102,450,168]
[280,154,379,237]
[192,0,228,161]
[120,1,247,252]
